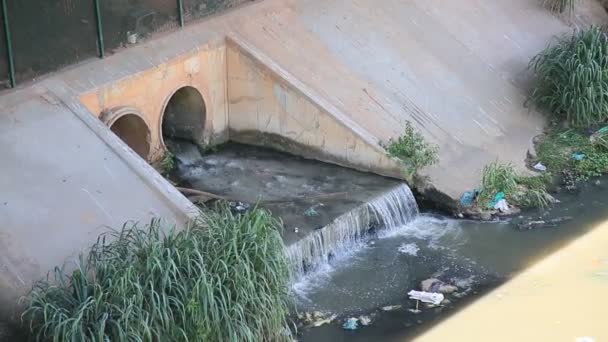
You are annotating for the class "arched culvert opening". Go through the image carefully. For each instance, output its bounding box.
[101,107,151,160]
[162,86,206,147]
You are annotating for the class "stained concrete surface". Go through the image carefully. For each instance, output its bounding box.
[75,0,607,200]
[0,86,197,316]
[224,0,605,198]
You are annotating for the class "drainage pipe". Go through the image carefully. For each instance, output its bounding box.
[1,0,15,88]
[93,0,105,58]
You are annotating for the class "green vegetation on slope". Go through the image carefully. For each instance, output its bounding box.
[383,121,439,179]
[22,204,292,342]
[530,27,608,126]
[537,128,608,181]
[160,150,177,175]
[477,162,551,209]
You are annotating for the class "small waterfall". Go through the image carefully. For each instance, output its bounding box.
[368,184,418,231]
[288,184,418,279]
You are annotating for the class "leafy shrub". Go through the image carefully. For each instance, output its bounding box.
[22,204,292,342]
[478,162,551,209]
[160,150,177,175]
[530,27,608,126]
[383,121,439,177]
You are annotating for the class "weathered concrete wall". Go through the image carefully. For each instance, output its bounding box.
[226,39,402,178]
[80,43,229,161]
[0,84,198,319]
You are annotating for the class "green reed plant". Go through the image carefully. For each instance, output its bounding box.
[478,162,551,209]
[22,204,291,342]
[530,27,608,126]
[541,0,576,16]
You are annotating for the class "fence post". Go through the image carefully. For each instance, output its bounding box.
[177,0,184,27]
[93,0,105,58]
[1,0,15,88]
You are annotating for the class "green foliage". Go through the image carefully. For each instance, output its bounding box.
[477,162,519,207]
[383,122,439,177]
[477,162,551,209]
[537,128,608,180]
[22,205,292,342]
[161,150,177,175]
[541,0,575,15]
[530,27,608,126]
[513,175,552,209]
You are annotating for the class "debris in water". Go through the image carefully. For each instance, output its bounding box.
[454,276,476,288]
[421,278,458,294]
[358,315,372,326]
[312,314,337,327]
[300,311,337,328]
[398,243,419,256]
[294,227,299,234]
[453,288,472,298]
[408,290,445,305]
[516,216,573,230]
[489,192,505,208]
[229,201,251,213]
[493,199,510,213]
[304,206,320,217]
[342,317,358,330]
[459,190,478,207]
[533,162,547,172]
[572,153,586,161]
[381,305,402,312]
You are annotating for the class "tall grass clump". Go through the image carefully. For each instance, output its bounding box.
[541,0,575,16]
[530,27,608,125]
[530,27,608,126]
[478,162,551,209]
[383,121,439,178]
[22,204,292,342]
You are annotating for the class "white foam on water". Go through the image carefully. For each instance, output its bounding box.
[398,242,420,256]
[288,184,419,283]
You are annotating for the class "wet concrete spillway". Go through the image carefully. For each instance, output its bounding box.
[168,140,417,277]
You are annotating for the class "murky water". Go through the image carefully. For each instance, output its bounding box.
[167,140,403,246]
[297,180,608,341]
[167,140,608,341]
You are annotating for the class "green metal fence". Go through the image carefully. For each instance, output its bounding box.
[0,0,249,90]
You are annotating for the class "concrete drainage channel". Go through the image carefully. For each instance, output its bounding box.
[142,137,608,342]
[95,89,607,340]
[74,31,608,340]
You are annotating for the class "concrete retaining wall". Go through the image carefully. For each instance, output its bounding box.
[79,43,230,161]
[226,38,402,178]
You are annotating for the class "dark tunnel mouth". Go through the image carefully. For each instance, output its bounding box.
[161,86,207,149]
[109,113,151,159]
